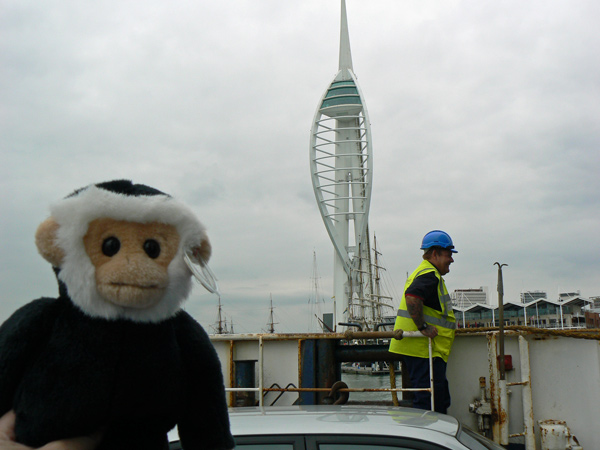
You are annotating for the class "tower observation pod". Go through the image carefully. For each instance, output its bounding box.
[310,0,373,330]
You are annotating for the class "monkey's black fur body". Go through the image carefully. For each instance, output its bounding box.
[0,294,234,450]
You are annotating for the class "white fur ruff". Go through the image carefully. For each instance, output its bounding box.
[51,185,209,323]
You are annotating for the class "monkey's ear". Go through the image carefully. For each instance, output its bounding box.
[192,237,211,264]
[35,217,65,267]
[184,237,219,295]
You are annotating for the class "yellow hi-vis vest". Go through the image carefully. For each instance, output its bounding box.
[389,260,456,362]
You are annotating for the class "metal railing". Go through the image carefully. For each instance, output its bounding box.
[220,330,435,410]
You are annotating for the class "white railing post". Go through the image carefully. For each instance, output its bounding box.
[519,335,536,450]
[429,336,435,411]
[258,335,264,407]
[402,331,434,411]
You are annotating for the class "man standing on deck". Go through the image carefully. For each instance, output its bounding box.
[389,230,457,414]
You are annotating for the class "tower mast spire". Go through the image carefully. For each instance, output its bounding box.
[339,0,353,73]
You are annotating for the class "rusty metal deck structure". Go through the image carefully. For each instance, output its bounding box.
[208,328,600,449]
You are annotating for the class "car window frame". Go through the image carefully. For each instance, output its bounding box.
[171,433,460,450]
[234,434,306,450]
[306,434,454,450]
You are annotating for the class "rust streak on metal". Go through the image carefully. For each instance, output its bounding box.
[497,410,508,427]
[297,339,304,389]
[487,334,500,441]
[389,362,399,406]
[211,333,347,342]
[210,329,406,342]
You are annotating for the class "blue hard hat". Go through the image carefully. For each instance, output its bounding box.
[420,230,457,253]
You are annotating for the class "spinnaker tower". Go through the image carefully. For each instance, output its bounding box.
[309,0,374,330]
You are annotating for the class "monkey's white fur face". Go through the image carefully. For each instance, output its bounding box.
[49,185,210,323]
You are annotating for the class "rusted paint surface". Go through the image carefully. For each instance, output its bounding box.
[211,327,600,342]
[487,333,509,443]
[516,335,535,450]
[211,332,347,342]
[496,409,508,427]
[323,381,350,405]
[297,339,304,390]
[210,329,402,342]
[486,334,497,416]
[218,328,600,444]
[316,339,339,404]
[539,419,583,450]
[539,419,566,444]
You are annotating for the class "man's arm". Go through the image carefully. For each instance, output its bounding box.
[405,294,438,338]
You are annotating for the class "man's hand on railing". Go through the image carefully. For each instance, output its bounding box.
[420,324,438,339]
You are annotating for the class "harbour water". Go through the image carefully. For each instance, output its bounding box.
[341,372,402,403]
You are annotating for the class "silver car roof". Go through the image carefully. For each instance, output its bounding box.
[229,405,461,440]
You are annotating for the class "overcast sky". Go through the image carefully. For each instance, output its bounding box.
[1,0,599,334]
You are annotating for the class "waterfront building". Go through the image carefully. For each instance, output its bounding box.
[451,287,488,308]
[453,304,496,329]
[520,290,546,303]
[558,291,582,302]
[585,307,600,328]
[454,296,592,329]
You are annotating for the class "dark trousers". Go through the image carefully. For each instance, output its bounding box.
[403,355,451,414]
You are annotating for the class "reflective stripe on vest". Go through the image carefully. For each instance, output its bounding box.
[395,309,457,330]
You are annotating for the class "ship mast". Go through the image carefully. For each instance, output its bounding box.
[215,296,225,334]
[309,251,326,332]
[266,294,278,334]
[213,296,236,334]
[373,235,383,322]
[347,233,395,331]
[370,234,394,325]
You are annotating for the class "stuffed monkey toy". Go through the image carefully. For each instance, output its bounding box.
[0,180,235,450]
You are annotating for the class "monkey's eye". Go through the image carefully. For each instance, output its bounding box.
[102,237,121,257]
[143,239,161,259]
